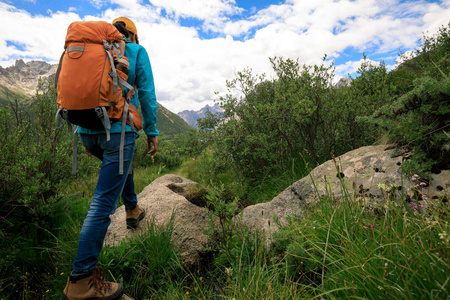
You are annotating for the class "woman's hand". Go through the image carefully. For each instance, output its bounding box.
[147,135,158,155]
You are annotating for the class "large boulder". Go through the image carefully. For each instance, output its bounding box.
[105,174,216,265]
[237,145,449,237]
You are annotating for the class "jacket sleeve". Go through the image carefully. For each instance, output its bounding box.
[135,46,159,136]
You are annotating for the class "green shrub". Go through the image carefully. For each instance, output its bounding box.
[0,78,99,298]
[198,56,384,184]
[363,24,450,176]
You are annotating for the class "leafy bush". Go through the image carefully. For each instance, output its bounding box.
[0,78,98,298]
[363,23,450,176]
[0,79,71,222]
[199,57,384,184]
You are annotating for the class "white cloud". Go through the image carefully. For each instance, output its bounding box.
[149,0,242,20]
[88,0,107,9]
[334,58,379,77]
[0,3,81,62]
[0,0,449,113]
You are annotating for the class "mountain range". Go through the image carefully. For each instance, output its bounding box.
[0,59,194,136]
[178,103,223,129]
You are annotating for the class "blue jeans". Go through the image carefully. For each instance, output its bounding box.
[72,132,138,275]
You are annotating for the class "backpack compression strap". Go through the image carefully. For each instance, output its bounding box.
[103,40,124,94]
[103,39,135,175]
[117,77,136,175]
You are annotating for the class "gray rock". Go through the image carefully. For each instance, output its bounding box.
[237,145,449,239]
[105,174,216,266]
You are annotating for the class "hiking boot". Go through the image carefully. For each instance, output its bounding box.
[126,205,145,229]
[61,267,123,300]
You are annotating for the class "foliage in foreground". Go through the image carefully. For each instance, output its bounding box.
[275,179,449,299]
[0,79,73,298]
[363,24,450,177]
[200,176,449,300]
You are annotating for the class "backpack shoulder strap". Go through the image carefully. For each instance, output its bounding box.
[54,51,65,89]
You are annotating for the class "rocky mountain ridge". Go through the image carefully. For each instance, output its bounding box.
[0,59,57,95]
[177,103,223,129]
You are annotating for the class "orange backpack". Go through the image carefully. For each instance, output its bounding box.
[55,20,142,174]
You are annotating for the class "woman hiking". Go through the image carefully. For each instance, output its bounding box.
[61,17,159,300]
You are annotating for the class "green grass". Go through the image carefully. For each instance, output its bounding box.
[3,158,448,299]
[274,185,449,299]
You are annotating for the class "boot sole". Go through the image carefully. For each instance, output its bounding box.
[126,210,145,229]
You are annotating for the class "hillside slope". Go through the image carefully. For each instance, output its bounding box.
[0,84,26,107]
[157,103,193,136]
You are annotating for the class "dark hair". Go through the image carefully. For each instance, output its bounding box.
[113,21,129,38]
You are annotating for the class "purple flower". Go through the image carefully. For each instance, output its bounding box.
[411,204,418,210]
[363,224,375,230]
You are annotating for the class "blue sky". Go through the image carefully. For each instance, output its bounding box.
[0,0,449,112]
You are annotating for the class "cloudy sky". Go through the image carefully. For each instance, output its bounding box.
[0,0,449,113]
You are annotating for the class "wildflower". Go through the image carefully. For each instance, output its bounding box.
[422,195,428,201]
[438,231,449,244]
[420,182,427,186]
[403,212,409,223]
[378,182,392,191]
[363,224,375,230]
[60,272,64,276]
[106,231,112,237]
[411,204,418,210]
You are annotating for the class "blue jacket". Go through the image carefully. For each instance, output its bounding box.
[78,38,159,137]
